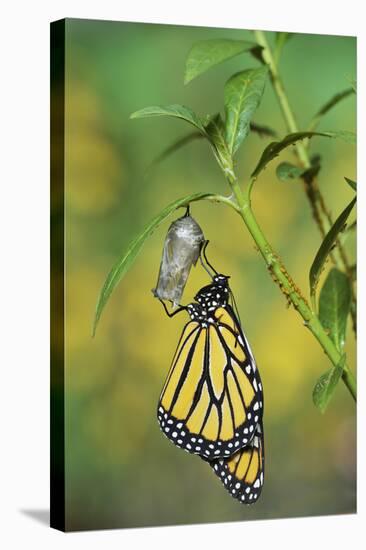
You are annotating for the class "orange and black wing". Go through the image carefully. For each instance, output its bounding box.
[157,305,263,460]
[210,422,264,504]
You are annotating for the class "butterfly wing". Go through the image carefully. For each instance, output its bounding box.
[209,422,265,504]
[158,304,263,460]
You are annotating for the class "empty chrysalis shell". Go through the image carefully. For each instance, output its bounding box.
[152,211,205,307]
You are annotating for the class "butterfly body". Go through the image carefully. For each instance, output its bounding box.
[157,275,263,462]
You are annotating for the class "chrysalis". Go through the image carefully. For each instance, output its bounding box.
[152,210,205,307]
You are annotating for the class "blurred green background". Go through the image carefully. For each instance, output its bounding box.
[62,19,356,530]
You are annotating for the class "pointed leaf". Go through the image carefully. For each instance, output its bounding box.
[93,192,214,336]
[318,269,352,351]
[309,197,356,302]
[313,354,346,413]
[251,131,347,179]
[309,88,354,131]
[315,88,354,117]
[184,39,260,84]
[148,132,203,173]
[130,105,207,135]
[345,177,357,191]
[224,67,268,155]
[250,122,277,138]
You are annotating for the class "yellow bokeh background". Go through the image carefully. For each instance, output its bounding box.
[61,20,356,530]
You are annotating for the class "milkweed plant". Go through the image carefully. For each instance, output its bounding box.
[93,30,356,413]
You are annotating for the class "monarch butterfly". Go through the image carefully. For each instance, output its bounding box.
[209,422,264,504]
[157,245,264,465]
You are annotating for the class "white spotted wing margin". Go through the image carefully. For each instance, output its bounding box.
[208,422,265,504]
[157,301,264,460]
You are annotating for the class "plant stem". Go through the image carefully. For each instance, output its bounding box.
[253,30,356,334]
[226,174,356,402]
[253,31,310,166]
[206,194,240,212]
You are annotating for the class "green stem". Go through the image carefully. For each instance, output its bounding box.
[226,174,356,402]
[253,31,310,168]
[254,29,357,335]
[206,194,240,212]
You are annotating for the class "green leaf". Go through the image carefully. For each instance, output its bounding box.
[309,88,354,131]
[251,131,343,179]
[313,354,346,413]
[309,197,356,304]
[130,104,207,135]
[147,113,235,178]
[276,162,304,182]
[315,88,354,118]
[318,269,352,351]
[93,192,214,336]
[148,132,203,173]
[205,113,234,177]
[224,67,268,155]
[345,177,357,191]
[184,39,260,84]
[250,122,277,138]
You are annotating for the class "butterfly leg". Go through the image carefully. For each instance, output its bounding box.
[159,299,187,318]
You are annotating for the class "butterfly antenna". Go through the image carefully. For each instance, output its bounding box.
[200,240,218,277]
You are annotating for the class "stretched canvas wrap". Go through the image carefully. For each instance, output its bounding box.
[50,18,357,532]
